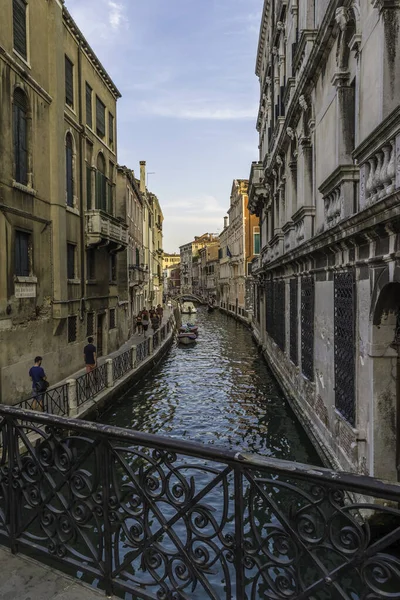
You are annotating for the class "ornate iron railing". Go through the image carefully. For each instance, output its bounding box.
[136,339,148,365]
[75,364,107,406]
[265,280,274,336]
[14,383,68,417]
[301,276,315,381]
[334,270,356,426]
[1,405,400,599]
[160,324,166,342]
[153,331,160,351]
[275,280,286,351]
[112,349,132,382]
[290,278,298,365]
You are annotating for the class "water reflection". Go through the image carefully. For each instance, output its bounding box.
[101,309,320,466]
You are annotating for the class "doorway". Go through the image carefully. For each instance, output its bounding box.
[97,314,104,357]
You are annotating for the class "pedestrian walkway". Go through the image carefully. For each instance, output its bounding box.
[56,308,173,388]
[0,547,110,600]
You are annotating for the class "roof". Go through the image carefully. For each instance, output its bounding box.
[117,165,143,203]
[256,0,270,77]
[63,6,122,99]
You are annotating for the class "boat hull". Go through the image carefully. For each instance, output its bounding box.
[177,333,197,345]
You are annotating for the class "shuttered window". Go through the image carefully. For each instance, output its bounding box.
[109,113,114,146]
[96,154,107,211]
[66,134,74,207]
[86,83,92,127]
[96,96,106,138]
[86,164,92,209]
[65,56,74,107]
[13,88,28,185]
[67,244,75,279]
[13,0,27,60]
[15,231,30,277]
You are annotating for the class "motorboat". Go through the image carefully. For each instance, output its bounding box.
[207,303,215,313]
[181,301,197,314]
[179,323,198,335]
[177,332,197,345]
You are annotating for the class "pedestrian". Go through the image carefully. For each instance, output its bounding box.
[149,307,155,320]
[151,313,160,331]
[136,311,142,334]
[142,309,149,336]
[83,337,97,373]
[29,356,48,411]
[157,304,163,320]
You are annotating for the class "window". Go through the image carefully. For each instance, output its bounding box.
[66,133,74,207]
[87,249,95,280]
[13,88,28,185]
[68,315,77,343]
[65,56,74,108]
[109,308,116,329]
[13,0,27,60]
[15,230,30,276]
[96,154,107,211]
[109,254,117,282]
[96,96,106,138]
[253,229,260,255]
[136,248,140,266]
[86,164,92,209]
[109,112,114,146]
[86,311,94,336]
[86,83,92,127]
[67,243,75,279]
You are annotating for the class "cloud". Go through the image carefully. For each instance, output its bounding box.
[108,1,126,30]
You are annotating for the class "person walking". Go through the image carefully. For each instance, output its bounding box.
[156,304,163,321]
[83,337,97,373]
[141,309,149,336]
[29,356,48,411]
[136,311,142,335]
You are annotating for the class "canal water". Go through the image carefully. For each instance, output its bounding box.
[101,308,321,465]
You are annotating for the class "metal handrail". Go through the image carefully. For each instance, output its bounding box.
[1,405,400,599]
[15,383,69,416]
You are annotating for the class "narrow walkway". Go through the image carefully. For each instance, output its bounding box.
[0,547,109,600]
[55,308,173,388]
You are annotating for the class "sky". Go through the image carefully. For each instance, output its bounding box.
[66,0,262,253]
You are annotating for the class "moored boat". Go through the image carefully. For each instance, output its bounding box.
[177,332,197,345]
[181,301,197,314]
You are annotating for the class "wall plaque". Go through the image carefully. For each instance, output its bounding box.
[15,283,36,299]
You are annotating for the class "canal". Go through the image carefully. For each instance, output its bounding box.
[101,308,321,465]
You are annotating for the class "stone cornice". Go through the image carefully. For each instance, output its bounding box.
[372,0,400,10]
[353,105,400,163]
[261,191,400,271]
[319,165,359,197]
[0,45,53,105]
[292,205,316,223]
[256,1,270,77]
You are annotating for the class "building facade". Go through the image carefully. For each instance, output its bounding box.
[179,233,218,296]
[218,182,260,319]
[0,0,129,403]
[198,244,220,301]
[248,0,400,479]
[163,254,180,295]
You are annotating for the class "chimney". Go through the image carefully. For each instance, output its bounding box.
[224,216,228,229]
[140,161,146,194]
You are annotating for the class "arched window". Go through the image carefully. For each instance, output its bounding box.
[96,153,107,211]
[66,133,74,207]
[13,88,28,185]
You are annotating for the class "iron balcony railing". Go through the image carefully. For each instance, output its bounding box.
[112,349,132,382]
[75,364,107,406]
[14,383,69,417]
[1,405,400,600]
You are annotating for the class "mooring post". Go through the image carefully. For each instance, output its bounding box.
[106,358,114,388]
[67,378,77,417]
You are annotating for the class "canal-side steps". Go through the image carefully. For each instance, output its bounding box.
[14,312,177,423]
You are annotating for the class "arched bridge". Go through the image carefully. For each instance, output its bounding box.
[175,294,206,304]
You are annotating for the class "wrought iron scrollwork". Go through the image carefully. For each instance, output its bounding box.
[301,276,314,381]
[1,406,400,599]
[334,270,356,426]
[112,349,132,381]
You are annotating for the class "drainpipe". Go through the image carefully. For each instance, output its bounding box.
[78,40,86,317]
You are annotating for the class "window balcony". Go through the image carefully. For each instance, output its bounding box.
[86,210,128,251]
[129,265,149,286]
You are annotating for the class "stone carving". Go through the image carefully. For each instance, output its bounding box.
[324,186,343,228]
[277,21,285,32]
[299,95,308,111]
[295,219,305,243]
[364,140,396,206]
[286,127,295,140]
[335,7,350,31]
[396,134,400,189]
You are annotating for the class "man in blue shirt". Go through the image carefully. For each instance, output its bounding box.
[28,356,47,410]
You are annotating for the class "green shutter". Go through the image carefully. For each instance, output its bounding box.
[96,96,105,138]
[13,0,27,59]
[86,165,92,210]
[13,91,28,185]
[66,136,73,206]
[254,233,260,255]
[109,113,114,145]
[86,83,92,127]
